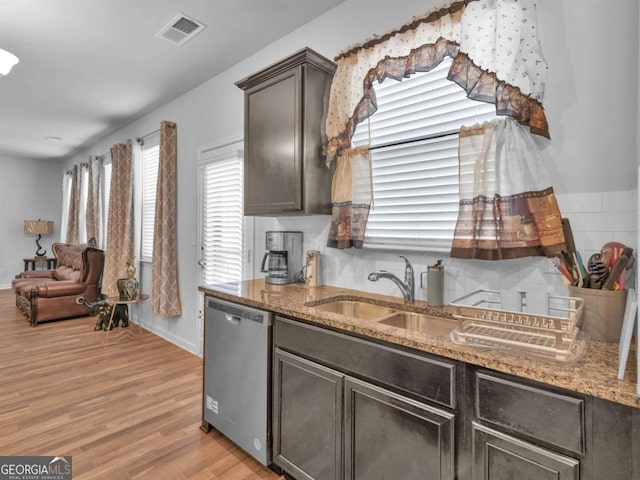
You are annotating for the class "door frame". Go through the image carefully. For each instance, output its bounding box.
[196,134,254,356]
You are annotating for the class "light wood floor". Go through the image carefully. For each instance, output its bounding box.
[0,289,282,480]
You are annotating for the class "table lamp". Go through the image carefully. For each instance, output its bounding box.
[24,220,54,257]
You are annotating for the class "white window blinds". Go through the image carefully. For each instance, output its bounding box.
[102,162,112,247]
[141,144,159,260]
[351,57,496,249]
[201,152,244,285]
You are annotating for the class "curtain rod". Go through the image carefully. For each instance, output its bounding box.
[367,128,459,152]
[95,127,161,159]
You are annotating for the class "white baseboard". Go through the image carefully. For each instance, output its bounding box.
[137,320,200,357]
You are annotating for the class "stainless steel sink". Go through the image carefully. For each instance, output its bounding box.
[378,312,459,336]
[309,298,458,335]
[311,300,397,320]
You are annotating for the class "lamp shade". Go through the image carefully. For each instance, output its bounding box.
[0,49,19,76]
[24,220,54,235]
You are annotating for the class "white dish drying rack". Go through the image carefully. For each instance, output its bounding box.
[449,290,587,363]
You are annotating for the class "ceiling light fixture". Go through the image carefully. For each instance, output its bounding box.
[0,49,19,77]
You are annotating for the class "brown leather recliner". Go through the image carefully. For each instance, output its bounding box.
[12,242,105,326]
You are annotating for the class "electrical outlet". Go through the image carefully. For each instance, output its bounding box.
[544,258,558,275]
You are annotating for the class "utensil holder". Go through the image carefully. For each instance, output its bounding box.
[568,286,627,342]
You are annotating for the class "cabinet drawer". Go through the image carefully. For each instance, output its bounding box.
[475,371,585,455]
[275,316,456,408]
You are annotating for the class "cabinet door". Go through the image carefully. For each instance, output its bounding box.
[472,423,579,480]
[344,377,455,480]
[244,67,302,215]
[273,349,343,480]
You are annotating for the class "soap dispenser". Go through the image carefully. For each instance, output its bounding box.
[426,260,444,307]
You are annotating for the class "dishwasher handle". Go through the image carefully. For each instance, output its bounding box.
[224,313,241,325]
[208,299,266,324]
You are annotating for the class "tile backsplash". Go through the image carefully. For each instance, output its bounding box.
[254,189,637,305]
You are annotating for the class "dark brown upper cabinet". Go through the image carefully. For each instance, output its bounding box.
[236,48,336,216]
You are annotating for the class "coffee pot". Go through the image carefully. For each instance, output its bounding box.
[261,231,303,285]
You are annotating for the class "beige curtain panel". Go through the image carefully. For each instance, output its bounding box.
[65,164,80,244]
[152,121,182,317]
[86,155,102,247]
[102,142,135,297]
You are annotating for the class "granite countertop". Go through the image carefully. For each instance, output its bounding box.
[199,279,640,409]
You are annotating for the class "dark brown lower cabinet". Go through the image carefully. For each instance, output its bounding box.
[344,377,455,480]
[471,423,580,480]
[273,349,343,480]
[273,346,456,480]
[271,316,640,480]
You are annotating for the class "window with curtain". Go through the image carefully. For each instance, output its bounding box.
[351,57,496,250]
[140,142,160,261]
[78,164,89,244]
[200,150,244,286]
[60,173,73,242]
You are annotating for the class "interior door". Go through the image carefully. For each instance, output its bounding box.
[196,138,252,356]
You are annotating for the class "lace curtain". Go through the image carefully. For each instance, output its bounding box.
[450,119,565,259]
[327,145,373,249]
[324,0,559,259]
[325,0,549,165]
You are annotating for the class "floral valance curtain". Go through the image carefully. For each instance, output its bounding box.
[325,0,549,165]
[324,0,561,259]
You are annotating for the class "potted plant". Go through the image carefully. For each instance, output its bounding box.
[126,256,136,278]
[117,257,139,300]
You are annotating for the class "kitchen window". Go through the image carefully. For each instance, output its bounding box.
[351,57,496,250]
[140,141,160,261]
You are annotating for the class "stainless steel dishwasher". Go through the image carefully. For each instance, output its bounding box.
[203,297,272,466]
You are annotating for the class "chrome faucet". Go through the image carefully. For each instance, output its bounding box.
[368,255,415,303]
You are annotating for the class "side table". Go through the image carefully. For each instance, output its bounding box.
[104,294,149,341]
[23,257,57,271]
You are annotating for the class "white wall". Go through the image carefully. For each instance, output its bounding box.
[0,156,62,288]
[62,0,639,354]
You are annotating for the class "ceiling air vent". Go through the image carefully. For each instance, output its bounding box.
[156,13,206,46]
